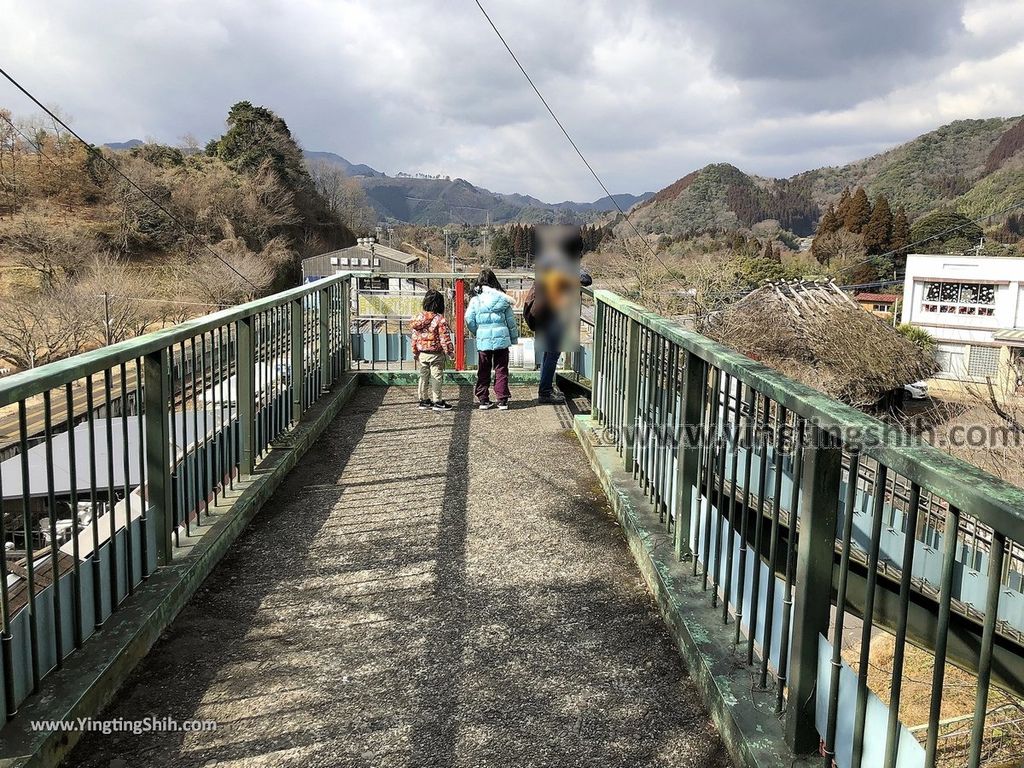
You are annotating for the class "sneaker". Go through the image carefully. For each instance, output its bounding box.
[497,399,510,410]
[478,401,496,410]
[537,392,565,405]
[432,400,453,411]
[418,399,431,409]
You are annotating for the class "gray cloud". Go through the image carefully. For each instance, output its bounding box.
[1,0,1022,200]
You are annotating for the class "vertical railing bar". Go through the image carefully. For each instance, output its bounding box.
[824,449,861,766]
[723,376,742,624]
[118,363,134,597]
[210,329,220,507]
[178,341,191,539]
[103,368,119,610]
[711,373,732,609]
[168,351,181,546]
[190,338,201,525]
[18,401,40,691]
[967,531,1006,768]
[759,402,788,689]
[775,416,805,713]
[134,360,148,580]
[883,482,922,767]
[747,394,771,667]
[65,382,83,647]
[86,376,103,629]
[292,298,305,425]
[42,391,63,668]
[200,335,211,516]
[924,504,962,767]
[734,384,756,648]
[851,464,889,768]
[661,337,677,526]
[701,367,722,590]
[0,423,15,717]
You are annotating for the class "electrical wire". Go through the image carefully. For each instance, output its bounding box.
[471,0,687,285]
[0,65,259,291]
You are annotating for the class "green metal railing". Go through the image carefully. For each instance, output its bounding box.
[0,272,353,723]
[587,289,1024,767]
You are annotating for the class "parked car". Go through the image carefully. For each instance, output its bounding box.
[903,381,929,400]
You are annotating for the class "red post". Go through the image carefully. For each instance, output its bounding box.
[454,278,466,371]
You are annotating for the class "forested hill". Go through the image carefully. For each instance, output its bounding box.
[629,115,1024,238]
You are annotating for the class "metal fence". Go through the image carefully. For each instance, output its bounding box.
[0,273,351,722]
[349,271,538,370]
[586,289,1024,768]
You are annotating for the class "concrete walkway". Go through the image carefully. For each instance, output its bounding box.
[68,386,730,768]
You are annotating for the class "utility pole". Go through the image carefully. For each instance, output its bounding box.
[444,228,452,274]
[103,291,113,346]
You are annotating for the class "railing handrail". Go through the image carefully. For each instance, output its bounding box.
[0,272,369,407]
[594,288,1024,543]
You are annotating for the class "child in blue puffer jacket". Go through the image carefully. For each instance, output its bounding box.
[465,268,518,410]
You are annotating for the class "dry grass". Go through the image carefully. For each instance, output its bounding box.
[843,632,1024,766]
[706,284,937,408]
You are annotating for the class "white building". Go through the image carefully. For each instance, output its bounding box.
[901,253,1024,397]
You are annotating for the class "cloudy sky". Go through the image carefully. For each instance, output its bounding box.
[3,0,1024,201]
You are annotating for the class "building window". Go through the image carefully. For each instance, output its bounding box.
[921,281,996,316]
[968,346,1000,378]
[935,343,966,377]
[329,257,339,266]
[873,303,890,312]
[338,257,349,266]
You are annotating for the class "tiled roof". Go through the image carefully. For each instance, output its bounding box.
[854,292,899,303]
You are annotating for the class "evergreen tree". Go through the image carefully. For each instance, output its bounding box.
[910,209,982,254]
[862,195,893,255]
[208,101,307,190]
[490,229,513,268]
[512,225,525,266]
[811,204,841,264]
[890,207,910,256]
[835,188,852,225]
[843,187,872,233]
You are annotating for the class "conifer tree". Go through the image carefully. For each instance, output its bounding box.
[843,187,872,233]
[811,204,840,264]
[891,207,910,256]
[863,195,893,255]
[512,225,525,266]
[835,188,852,225]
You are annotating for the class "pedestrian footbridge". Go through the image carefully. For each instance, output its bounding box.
[0,273,1022,768]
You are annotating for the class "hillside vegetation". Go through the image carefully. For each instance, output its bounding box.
[629,115,1024,241]
[0,101,357,368]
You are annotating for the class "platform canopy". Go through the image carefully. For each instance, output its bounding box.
[0,411,220,500]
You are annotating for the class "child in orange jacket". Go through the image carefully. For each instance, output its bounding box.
[410,289,456,411]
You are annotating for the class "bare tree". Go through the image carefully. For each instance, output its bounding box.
[6,215,99,285]
[0,283,92,368]
[306,158,376,234]
[74,255,161,344]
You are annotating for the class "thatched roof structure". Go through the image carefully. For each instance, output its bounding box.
[705,280,937,408]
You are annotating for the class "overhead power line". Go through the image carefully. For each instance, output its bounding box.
[0,65,259,291]
[471,0,686,284]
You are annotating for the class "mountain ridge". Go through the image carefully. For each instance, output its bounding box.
[629,115,1024,238]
